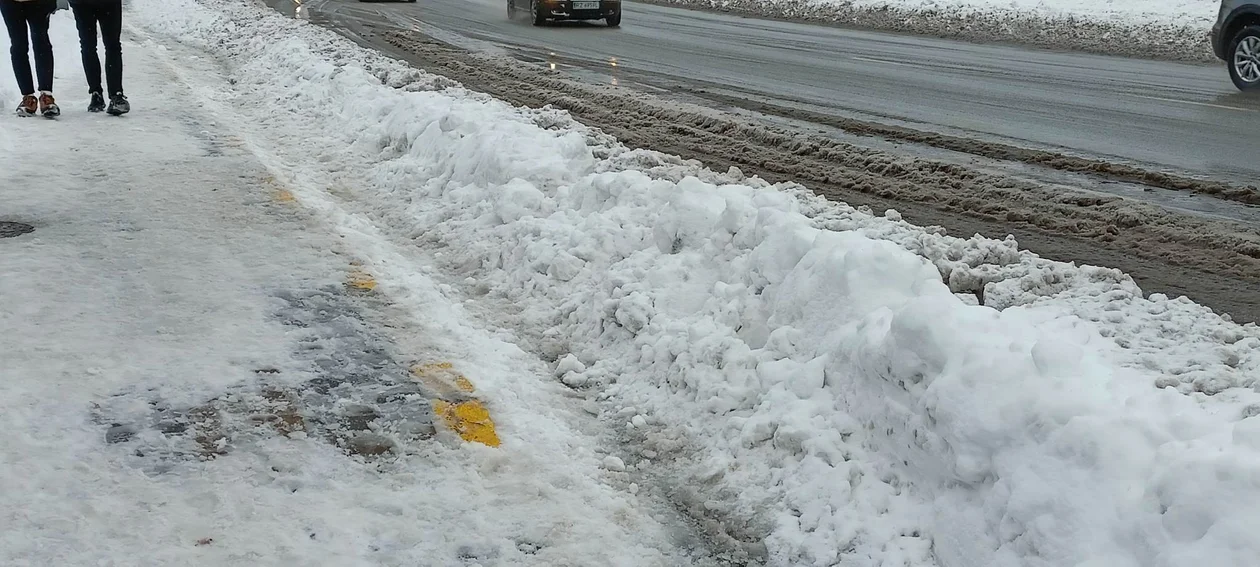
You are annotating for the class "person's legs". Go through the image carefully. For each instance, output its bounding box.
[72,2,102,94]
[97,0,122,96]
[97,0,126,116]
[26,0,56,93]
[0,0,35,96]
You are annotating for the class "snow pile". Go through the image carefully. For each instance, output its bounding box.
[647,0,1220,61]
[0,83,14,120]
[0,57,18,151]
[127,0,1260,565]
[817,0,1217,27]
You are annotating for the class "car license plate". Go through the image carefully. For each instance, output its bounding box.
[573,1,599,8]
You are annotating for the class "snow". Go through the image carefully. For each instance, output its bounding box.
[815,0,1218,28]
[603,455,629,471]
[0,13,722,567]
[650,0,1221,60]
[4,0,1260,566]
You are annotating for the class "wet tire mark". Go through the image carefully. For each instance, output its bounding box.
[673,85,1260,206]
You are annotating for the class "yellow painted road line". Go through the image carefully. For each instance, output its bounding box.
[253,179,502,451]
[342,264,499,448]
[433,399,501,448]
[261,175,297,204]
[411,362,500,447]
[410,362,470,399]
[347,268,377,291]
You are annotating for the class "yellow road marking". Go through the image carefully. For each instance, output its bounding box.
[251,177,500,450]
[261,175,297,204]
[411,362,499,447]
[339,259,498,448]
[410,362,467,398]
[433,399,500,447]
[347,269,377,291]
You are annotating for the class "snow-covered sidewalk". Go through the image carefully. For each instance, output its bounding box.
[4,1,1260,566]
[0,14,722,566]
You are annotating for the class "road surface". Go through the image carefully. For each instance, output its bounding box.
[304,0,1258,186]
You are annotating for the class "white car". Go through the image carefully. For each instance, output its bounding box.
[1211,0,1260,90]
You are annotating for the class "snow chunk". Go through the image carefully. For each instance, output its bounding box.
[556,354,587,376]
[602,456,627,472]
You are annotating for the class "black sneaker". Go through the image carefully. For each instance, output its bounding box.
[88,92,105,113]
[107,93,129,116]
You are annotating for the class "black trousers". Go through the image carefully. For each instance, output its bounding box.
[0,0,56,95]
[71,0,122,96]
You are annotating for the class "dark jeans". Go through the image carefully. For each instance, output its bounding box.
[71,0,122,96]
[0,0,56,96]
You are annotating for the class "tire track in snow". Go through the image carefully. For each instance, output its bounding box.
[670,85,1260,207]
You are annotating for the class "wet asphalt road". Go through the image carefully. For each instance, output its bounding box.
[298,0,1260,186]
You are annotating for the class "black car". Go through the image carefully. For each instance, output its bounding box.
[1211,0,1260,90]
[509,0,621,27]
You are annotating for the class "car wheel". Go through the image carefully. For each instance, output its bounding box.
[606,10,620,27]
[1229,25,1260,91]
[531,0,545,25]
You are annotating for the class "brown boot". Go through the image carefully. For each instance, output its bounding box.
[38,93,60,118]
[14,95,37,117]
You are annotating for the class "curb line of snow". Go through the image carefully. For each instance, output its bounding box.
[635,0,1218,62]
